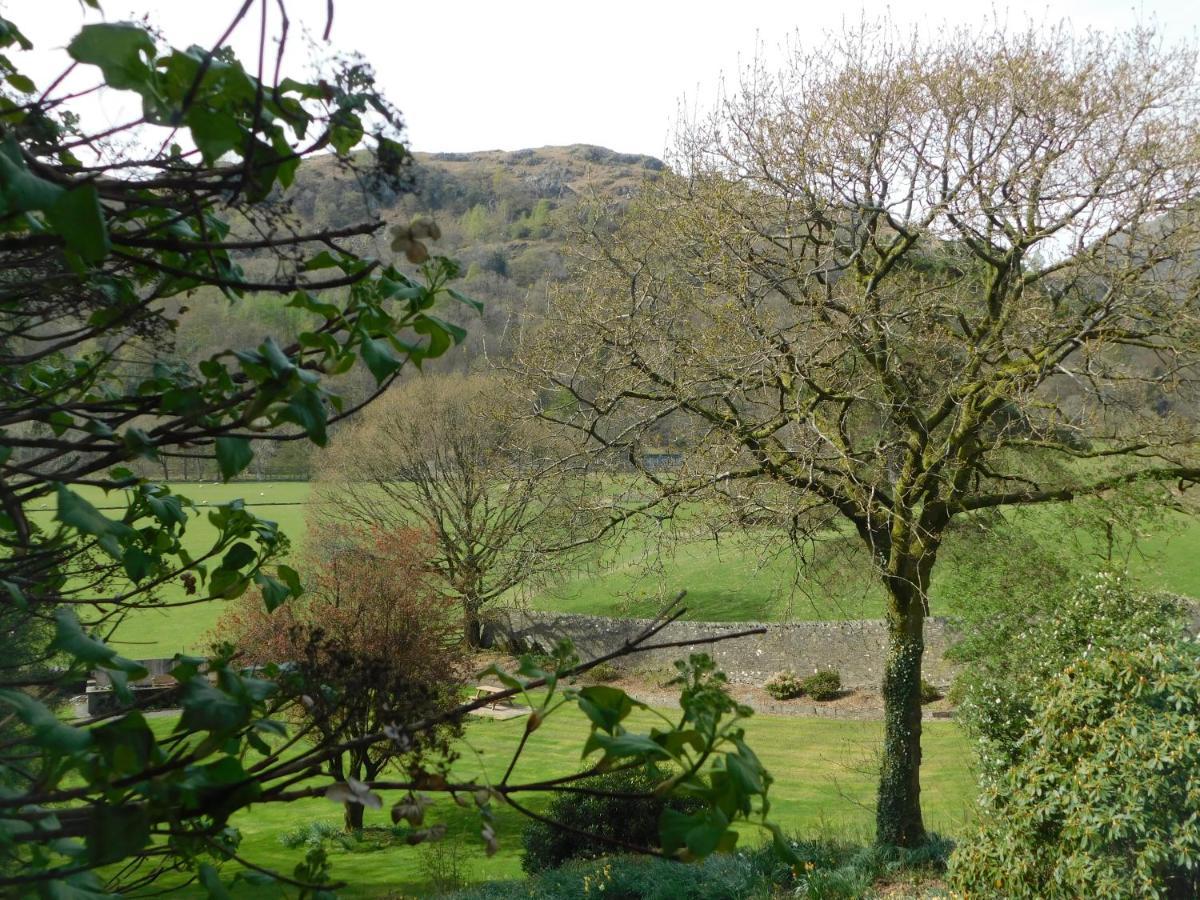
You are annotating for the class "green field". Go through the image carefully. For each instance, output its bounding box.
[155,704,974,897]
[46,481,1200,657]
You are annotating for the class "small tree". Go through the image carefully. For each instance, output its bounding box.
[215,527,466,830]
[315,372,599,646]
[526,22,1200,845]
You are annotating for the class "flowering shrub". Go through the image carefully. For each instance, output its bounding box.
[947,569,1185,779]
[763,670,805,700]
[949,640,1200,899]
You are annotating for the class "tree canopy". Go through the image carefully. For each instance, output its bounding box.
[526,21,1200,845]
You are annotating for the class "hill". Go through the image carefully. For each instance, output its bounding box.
[159,145,662,478]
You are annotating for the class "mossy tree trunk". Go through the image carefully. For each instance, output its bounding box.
[874,534,938,848]
[343,800,364,832]
[464,596,483,649]
[876,581,927,846]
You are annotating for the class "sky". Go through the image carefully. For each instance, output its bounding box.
[8,0,1200,157]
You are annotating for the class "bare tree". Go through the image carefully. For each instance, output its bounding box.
[314,372,600,646]
[524,22,1200,846]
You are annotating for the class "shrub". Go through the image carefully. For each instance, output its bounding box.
[453,834,953,899]
[763,670,804,700]
[584,662,620,683]
[948,640,1200,899]
[919,679,942,705]
[800,670,841,701]
[947,569,1185,779]
[279,820,351,851]
[520,764,704,874]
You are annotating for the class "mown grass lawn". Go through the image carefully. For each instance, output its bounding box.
[152,703,975,897]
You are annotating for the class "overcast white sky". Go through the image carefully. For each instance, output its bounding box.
[7,0,1200,156]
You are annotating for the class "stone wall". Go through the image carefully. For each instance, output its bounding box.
[482,610,961,689]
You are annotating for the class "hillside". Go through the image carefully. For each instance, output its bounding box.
[288,144,664,357]
[154,145,662,478]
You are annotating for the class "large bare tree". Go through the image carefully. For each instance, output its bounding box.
[524,23,1200,845]
[314,372,600,645]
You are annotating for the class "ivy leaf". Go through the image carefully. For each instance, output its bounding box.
[214,437,253,480]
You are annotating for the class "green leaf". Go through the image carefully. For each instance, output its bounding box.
[198,863,233,900]
[221,541,257,571]
[67,23,156,92]
[0,688,92,753]
[48,608,148,679]
[360,335,403,383]
[276,564,303,598]
[45,184,109,262]
[0,136,63,216]
[214,437,253,480]
[577,685,640,734]
[87,804,150,865]
[253,572,290,613]
[177,678,250,736]
[590,732,670,760]
[187,106,244,164]
[55,485,135,559]
[279,387,328,446]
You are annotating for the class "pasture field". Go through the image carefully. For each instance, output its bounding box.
[37,481,1200,657]
[143,704,974,897]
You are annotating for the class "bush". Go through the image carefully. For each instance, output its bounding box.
[800,670,841,701]
[584,662,620,683]
[949,640,1200,899]
[520,764,704,874]
[279,819,351,851]
[453,834,953,899]
[947,569,1185,779]
[919,679,942,705]
[763,670,804,700]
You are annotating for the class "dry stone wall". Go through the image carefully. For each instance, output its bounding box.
[482,610,962,689]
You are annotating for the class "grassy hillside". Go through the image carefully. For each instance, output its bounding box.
[84,482,1200,657]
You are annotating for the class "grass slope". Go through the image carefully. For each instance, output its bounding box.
[61,481,1200,656]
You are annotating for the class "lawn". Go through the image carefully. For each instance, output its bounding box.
[153,703,975,897]
[43,480,1200,657]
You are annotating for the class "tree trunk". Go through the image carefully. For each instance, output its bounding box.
[343,800,364,832]
[876,579,927,847]
[464,600,482,649]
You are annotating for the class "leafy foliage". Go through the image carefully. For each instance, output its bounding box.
[948,569,1185,778]
[799,671,841,702]
[918,679,942,705]
[762,671,804,701]
[454,834,954,900]
[949,640,1200,899]
[0,3,474,893]
[215,526,468,830]
[520,764,705,874]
